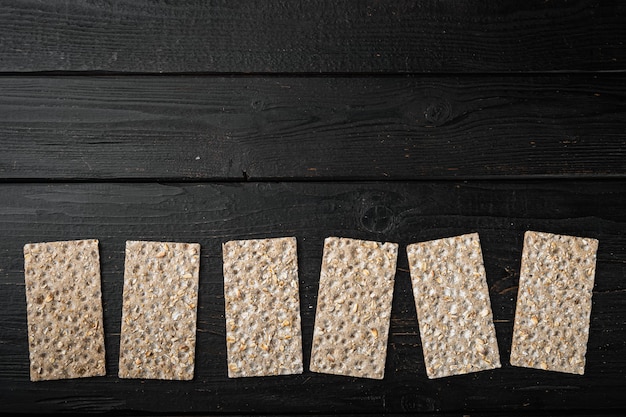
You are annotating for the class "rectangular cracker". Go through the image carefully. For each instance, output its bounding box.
[222,237,303,377]
[24,239,106,381]
[119,241,200,380]
[407,233,501,379]
[310,237,398,379]
[510,231,598,375]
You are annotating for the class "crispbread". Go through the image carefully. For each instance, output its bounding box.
[510,231,598,375]
[118,241,200,380]
[23,239,106,381]
[309,237,398,379]
[222,237,303,377]
[407,233,501,378]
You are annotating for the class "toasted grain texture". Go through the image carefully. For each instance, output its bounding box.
[310,237,398,379]
[118,241,200,380]
[23,239,105,381]
[407,233,501,378]
[222,237,303,377]
[510,231,598,375]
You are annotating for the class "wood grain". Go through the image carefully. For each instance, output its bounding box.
[1,0,624,73]
[0,181,624,413]
[2,1,625,414]
[1,75,625,181]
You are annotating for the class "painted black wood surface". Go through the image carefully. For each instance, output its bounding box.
[0,0,625,415]
[1,75,625,181]
[0,181,624,414]
[1,0,625,73]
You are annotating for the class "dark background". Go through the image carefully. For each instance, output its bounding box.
[0,1,624,415]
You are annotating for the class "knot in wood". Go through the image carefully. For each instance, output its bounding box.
[424,101,452,126]
[360,205,394,233]
[251,98,266,111]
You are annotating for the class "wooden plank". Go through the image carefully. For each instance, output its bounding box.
[0,181,624,414]
[1,75,625,181]
[0,0,624,73]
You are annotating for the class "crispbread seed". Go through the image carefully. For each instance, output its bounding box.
[119,241,200,380]
[24,239,106,381]
[407,233,501,379]
[310,237,398,380]
[223,237,303,378]
[510,231,598,375]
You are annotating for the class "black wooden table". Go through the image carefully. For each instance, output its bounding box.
[1,1,625,415]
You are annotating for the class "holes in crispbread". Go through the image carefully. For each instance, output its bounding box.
[407,233,501,379]
[223,237,303,378]
[24,240,105,381]
[511,231,598,375]
[119,241,200,380]
[310,237,398,380]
